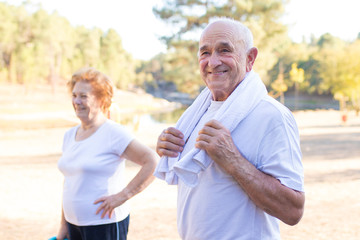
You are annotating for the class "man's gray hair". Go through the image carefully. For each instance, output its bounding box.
[204,17,254,52]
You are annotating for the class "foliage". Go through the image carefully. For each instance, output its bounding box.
[0,2,137,91]
[266,32,360,110]
[318,39,360,110]
[152,0,360,109]
[162,40,202,95]
[1,1,360,111]
[289,63,304,85]
[153,0,290,91]
[270,61,287,103]
[100,29,137,89]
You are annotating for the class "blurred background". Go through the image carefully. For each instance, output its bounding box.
[0,0,359,111]
[0,0,360,239]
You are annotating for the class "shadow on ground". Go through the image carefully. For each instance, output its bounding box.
[305,169,360,184]
[301,132,360,161]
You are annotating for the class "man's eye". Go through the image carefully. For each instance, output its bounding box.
[221,49,230,53]
[201,51,209,56]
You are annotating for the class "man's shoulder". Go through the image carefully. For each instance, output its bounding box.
[244,95,297,129]
[255,96,292,117]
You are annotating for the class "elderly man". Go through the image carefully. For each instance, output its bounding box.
[155,17,305,240]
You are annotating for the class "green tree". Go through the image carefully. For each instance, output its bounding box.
[289,63,304,110]
[314,34,345,95]
[0,2,22,83]
[10,4,35,88]
[100,29,136,89]
[270,61,287,104]
[30,9,74,92]
[320,39,360,111]
[162,40,202,95]
[73,26,103,69]
[153,0,290,91]
[0,2,139,92]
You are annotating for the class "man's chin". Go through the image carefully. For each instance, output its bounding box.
[209,89,230,101]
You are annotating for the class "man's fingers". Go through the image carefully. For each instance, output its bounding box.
[198,125,216,136]
[158,148,180,158]
[195,140,208,150]
[157,139,183,156]
[204,119,223,129]
[161,132,185,146]
[199,120,229,136]
[165,127,184,139]
[159,128,185,147]
[196,133,212,143]
[156,128,185,157]
[158,140,184,152]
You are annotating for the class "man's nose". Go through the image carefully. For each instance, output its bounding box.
[208,53,221,68]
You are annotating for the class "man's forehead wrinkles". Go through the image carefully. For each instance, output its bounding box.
[199,41,233,51]
[218,42,232,48]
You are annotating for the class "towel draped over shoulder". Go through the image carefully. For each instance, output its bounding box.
[154,71,268,187]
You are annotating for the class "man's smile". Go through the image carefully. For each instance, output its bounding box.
[208,70,228,75]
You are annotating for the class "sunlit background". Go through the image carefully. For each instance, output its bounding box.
[6,0,360,60]
[1,1,360,239]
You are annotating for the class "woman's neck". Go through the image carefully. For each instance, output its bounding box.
[80,113,107,130]
[76,113,107,141]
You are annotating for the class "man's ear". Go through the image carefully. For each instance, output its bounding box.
[246,47,258,72]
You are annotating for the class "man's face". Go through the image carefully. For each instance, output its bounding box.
[198,21,249,101]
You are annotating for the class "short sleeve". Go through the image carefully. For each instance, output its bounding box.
[257,114,304,192]
[108,121,135,156]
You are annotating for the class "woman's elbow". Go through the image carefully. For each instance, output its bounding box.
[145,150,158,171]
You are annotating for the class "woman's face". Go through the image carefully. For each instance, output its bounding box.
[72,81,103,122]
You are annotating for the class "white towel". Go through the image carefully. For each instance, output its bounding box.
[154,71,268,187]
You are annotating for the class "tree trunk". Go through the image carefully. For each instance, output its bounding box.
[294,82,299,111]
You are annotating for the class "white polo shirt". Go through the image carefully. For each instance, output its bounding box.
[177,96,304,240]
[58,120,134,226]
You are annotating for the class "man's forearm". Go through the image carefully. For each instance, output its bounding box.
[227,153,305,225]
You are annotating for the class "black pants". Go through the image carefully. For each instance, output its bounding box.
[67,215,130,240]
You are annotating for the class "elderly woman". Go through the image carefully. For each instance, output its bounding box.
[56,67,157,240]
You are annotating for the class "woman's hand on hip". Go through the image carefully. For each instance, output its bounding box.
[94,193,126,219]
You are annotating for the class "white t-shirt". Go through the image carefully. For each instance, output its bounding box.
[178,96,304,240]
[58,120,134,226]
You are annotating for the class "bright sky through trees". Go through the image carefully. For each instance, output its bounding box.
[6,0,360,60]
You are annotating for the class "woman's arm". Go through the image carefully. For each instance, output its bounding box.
[56,207,69,240]
[95,139,157,218]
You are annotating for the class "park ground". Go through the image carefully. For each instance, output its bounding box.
[0,84,359,240]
